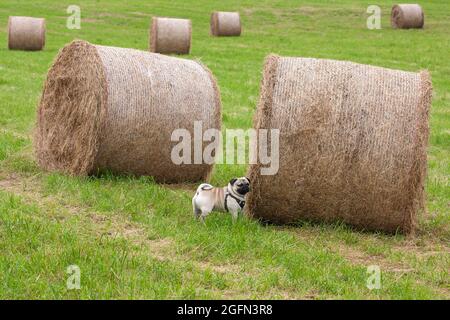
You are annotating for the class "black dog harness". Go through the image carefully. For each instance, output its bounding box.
[224,192,245,212]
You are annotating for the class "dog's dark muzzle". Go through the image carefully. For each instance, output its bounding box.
[239,185,250,194]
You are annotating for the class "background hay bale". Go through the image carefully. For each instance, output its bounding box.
[210,11,241,36]
[150,17,192,54]
[246,55,432,234]
[391,4,424,29]
[35,40,221,183]
[8,16,46,51]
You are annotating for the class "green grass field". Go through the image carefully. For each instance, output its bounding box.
[0,0,448,299]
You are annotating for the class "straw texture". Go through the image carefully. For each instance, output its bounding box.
[150,17,192,54]
[391,4,424,29]
[35,40,221,183]
[8,16,46,51]
[210,12,241,36]
[246,55,432,234]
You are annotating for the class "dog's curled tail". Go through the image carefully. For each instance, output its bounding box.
[196,183,213,194]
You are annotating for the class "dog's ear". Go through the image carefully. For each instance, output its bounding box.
[245,177,251,184]
[229,178,237,185]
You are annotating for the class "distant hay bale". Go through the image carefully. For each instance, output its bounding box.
[150,17,192,54]
[246,55,432,234]
[391,4,424,29]
[35,40,221,183]
[210,11,241,36]
[8,16,46,51]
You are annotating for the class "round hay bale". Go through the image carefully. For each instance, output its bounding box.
[210,11,241,36]
[391,4,424,29]
[149,17,192,54]
[35,40,221,183]
[8,16,46,51]
[246,55,432,234]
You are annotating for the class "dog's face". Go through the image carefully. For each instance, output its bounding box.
[229,177,251,196]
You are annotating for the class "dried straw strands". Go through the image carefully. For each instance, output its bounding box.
[8,16,46,51]
[35,40,221,183]
[150,17,192,54]
[246,55,432,233]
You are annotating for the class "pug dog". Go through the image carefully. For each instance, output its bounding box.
[192,177,251,222]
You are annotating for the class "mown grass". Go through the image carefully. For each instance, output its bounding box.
[0,0,449,299]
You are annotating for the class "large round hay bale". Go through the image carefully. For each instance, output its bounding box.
[8,16,46,51]
[246,55,432,234]
[35,40,221,183]
[150,17,192,54]
[391,4,424,29]
[210,11,241,36]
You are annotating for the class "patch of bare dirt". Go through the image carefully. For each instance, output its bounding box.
[298,6,319,15]
[337,246,414,273]
[130,12,152,17]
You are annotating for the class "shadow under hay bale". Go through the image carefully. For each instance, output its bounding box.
[35,40,221,183]
[246,55,432,234]
[210,11,241,37]
[8,16,46,51]
[150,17,192,54]
[391,4,424,29]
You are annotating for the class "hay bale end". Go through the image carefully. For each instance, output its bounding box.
[391,4,424,29]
